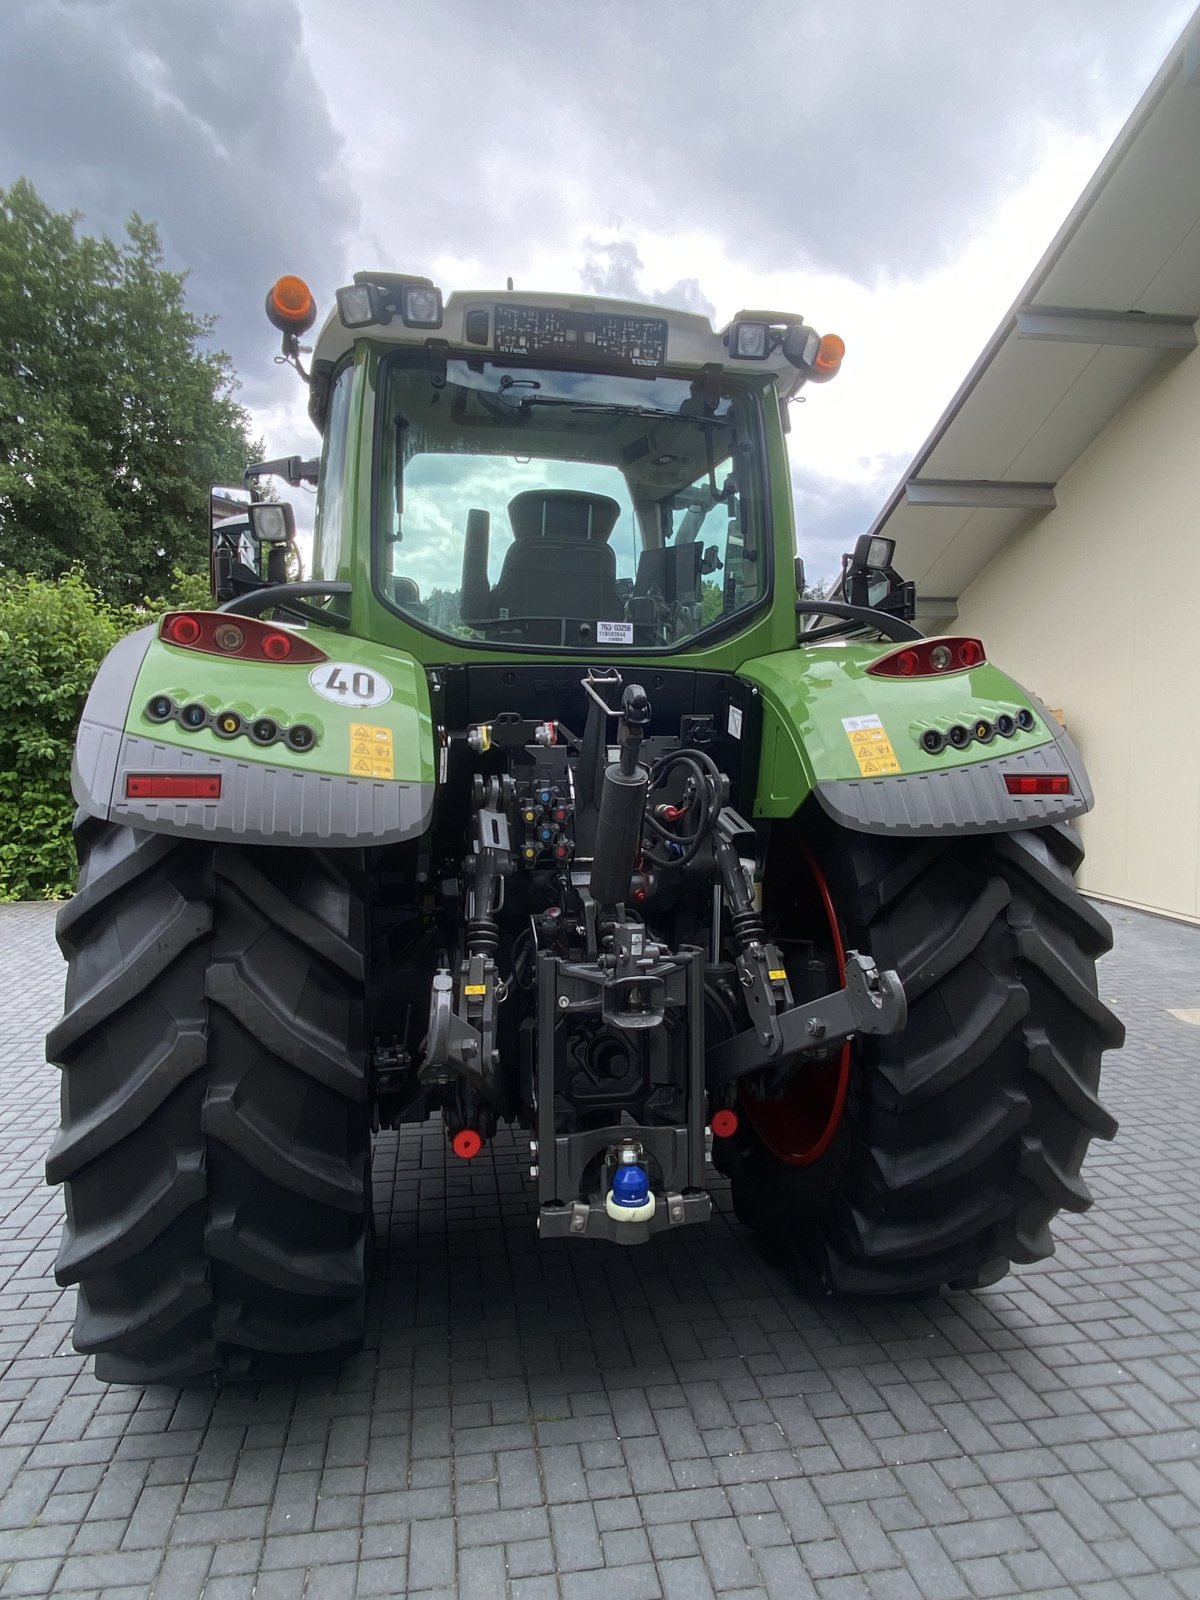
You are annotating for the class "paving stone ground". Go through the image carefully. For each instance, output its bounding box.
[0,895,1197,1599]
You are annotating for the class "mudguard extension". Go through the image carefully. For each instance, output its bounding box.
[812,716,1091,836]
[741,646,1093,836]
[71,626,436,847]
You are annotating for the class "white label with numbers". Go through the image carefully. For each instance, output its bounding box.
[309,662,393,709]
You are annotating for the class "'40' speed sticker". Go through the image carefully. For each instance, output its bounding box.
[309,662,393,709]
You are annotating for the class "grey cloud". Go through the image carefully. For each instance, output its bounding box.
[581,239,717,321]
[791,461,909,585]
[303,0,1190,287]
[0,0,357,409]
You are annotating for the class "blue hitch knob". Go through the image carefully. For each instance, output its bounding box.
[611,1164,649,1207]
[608,1164,653,1220]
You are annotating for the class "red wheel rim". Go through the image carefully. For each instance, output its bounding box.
[738,846,852,1166]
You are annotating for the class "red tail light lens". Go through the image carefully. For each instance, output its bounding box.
[126,775,222,799]
[164,613,202,646]
[1004,774,1071,796]
[867,637,987,677]
[159,612,326,664]
[452,1129,483,1160]
[711,1109,739,1139]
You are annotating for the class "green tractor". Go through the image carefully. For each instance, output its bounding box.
[46,272,1123,1383]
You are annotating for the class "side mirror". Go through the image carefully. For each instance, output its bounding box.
[211,486,253,602]
[248,501,296,545]
[212,485,252,525]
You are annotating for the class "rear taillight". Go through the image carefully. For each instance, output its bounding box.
[164,613,202,646]
[867,637,986,677]
[125,775,222,799]
[1004,774,1071,796]
[160,612,326,664]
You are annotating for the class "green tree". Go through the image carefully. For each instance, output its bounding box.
[0,178,257,604]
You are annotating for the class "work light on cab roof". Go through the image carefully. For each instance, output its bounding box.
[262,269,846,398]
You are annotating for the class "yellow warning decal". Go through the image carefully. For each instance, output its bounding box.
[349,721,394,779]
[768,970,788,982]
[463,984,487,996]
[841,714,902,777]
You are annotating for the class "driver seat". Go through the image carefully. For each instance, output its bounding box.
[491,491,624,620]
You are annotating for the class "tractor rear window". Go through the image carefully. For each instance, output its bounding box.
[374,356,769,650]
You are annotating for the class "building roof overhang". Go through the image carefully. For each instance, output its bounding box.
[868,10,1200,624]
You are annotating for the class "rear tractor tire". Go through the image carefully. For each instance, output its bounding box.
[46,816,371,1384]
[717,818,1123,1295]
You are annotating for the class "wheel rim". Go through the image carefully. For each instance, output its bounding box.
[738,846,852,1166]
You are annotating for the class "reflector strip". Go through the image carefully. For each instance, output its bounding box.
[126,775,222,800]
[1004,774,1071,796]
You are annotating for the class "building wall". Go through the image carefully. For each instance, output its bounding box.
[956,332,1200,922]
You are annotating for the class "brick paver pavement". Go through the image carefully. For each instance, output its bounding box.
[0,896,1197,1599]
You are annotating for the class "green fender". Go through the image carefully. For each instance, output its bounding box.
[738,643,1093,834]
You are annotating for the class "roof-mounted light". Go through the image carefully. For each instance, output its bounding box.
[400,284,443,328]
[336,282,387,328]
[730,321,769,359]
[265,275,316,334]
[337,275,444,331]
[809,333,845,383]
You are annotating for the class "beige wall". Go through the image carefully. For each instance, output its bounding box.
[956,332,1200,922]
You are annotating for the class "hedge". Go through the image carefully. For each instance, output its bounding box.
[0,568,208,900]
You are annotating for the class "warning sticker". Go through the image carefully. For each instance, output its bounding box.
[841,714,902,777]
[349,722,394,779]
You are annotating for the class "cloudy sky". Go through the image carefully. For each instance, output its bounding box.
[2,0,1194,580]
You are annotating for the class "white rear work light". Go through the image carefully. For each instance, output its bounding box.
[247,502,295,544]
[401,285,443,328]
[336,283,384,328]
[730,321,769,359]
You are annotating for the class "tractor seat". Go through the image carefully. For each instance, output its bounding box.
[491,491,624,620]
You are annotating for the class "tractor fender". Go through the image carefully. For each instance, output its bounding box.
[71,623,436,847]
[740,646,1092,836]
[71,626,156,826]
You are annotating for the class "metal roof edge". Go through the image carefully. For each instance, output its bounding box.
[865,6,1199,543]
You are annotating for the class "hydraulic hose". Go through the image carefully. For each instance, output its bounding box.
[642,749,723,868]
